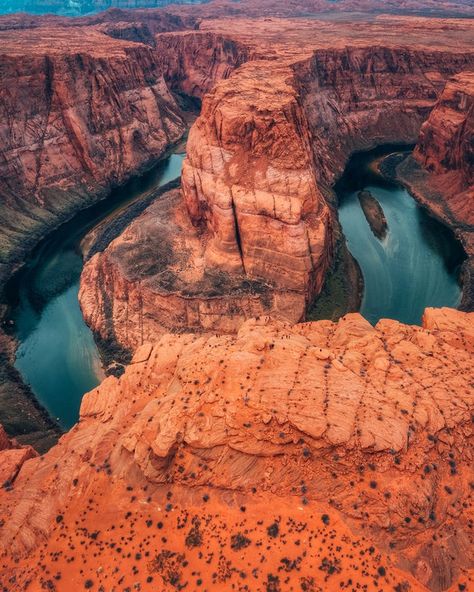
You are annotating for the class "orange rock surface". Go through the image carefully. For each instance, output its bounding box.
[0,309,473,591]
[0,425,37,487]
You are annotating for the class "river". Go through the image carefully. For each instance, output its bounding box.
[336,148,464,325]
[6,147,464,429]
[7,154,185,430]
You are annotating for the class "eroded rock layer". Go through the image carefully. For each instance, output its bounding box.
[0,26,186,284]
[397,72,474,308]
[0,309,473,591]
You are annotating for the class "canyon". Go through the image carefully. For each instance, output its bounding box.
[79,16,474,353]
[0,2,472,591]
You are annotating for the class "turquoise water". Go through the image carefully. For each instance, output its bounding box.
[10,154,184,429]
[337,150,464,325]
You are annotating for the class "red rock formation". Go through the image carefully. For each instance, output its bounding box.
[155,31,252,98]
[182,60,333,292]
[295,47,473,186]
[0,26,186,283]
[0,309,473,591]
[0,425,37,487]
[397,72,473,308]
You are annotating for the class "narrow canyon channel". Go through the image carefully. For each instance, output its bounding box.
[5,147,465,429]
[6,153,185,430]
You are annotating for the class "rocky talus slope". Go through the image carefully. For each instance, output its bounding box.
[80,17,474,352]
[0,308,473,591]
[397,72,474,308]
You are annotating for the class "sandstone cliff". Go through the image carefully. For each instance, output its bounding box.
[0,309,473,591]
[397,72,474,309]
[0,27,186,286]
[294,47,473,186]
[155,31,252,98]
[414,72,473,211]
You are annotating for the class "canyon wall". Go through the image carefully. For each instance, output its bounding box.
[80,33,474,353]
[414,72,473,197]
[155,31,253,98]
[398,72,474,309]
[0,309,473,590]
[295,47,474,187]
[0,29,186,286]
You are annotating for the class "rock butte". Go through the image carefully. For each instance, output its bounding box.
[0,309,473,591]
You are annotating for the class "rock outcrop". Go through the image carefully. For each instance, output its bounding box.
[0,309,473,591]
[0,425,37,487]
[397,72,474,308]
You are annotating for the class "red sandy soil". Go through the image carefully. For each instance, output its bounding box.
[1,309,473,591]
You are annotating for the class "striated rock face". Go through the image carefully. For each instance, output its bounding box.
[155,31,253,98]
[295,47,473,186]
[398,72,473,308]
[414,72,473,213]
[0,309,473,590]
[181,61,334,294]
[0,27,186,284]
